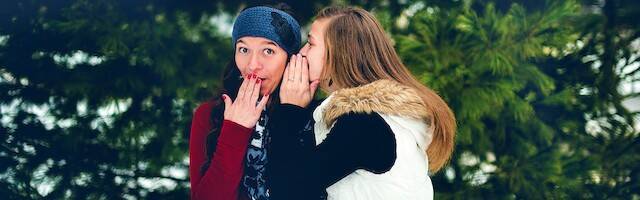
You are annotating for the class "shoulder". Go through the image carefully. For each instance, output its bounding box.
[334,112,384,126]
[332,112,394,140]
[323,80,429,126]
[192,100,223,127]
[332,112,393,135]
[332,112,397,173]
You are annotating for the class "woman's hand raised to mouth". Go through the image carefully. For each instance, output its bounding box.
[222,73,270,128]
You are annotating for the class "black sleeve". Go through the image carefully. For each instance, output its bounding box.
[268,109,397,200]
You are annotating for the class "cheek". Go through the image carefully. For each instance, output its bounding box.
[309,64,322,80]
[267,55,287,77]
[269,63,286,83]
[262,56,287,91]
[309,50,325,80]
[235,54,249,75]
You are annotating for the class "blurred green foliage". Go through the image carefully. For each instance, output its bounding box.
[1,0,638,199]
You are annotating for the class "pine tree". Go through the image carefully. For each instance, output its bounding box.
[395,0,639,198]
[0,1,232,198]
[1,0,638,199]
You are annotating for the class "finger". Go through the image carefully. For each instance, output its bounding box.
[309,80,320,94]
[256,94,270,112]
[244,74,257,103]
[237,73,251,100]
[301,57,309,84]
[250,78,261,105]
[222,94,232,110]
[288,55,297,82]
[295,54,302,82]
[282,61,290,87]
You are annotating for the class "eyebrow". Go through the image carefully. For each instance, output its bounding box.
[236,39,278,47]
[265,41,278,46]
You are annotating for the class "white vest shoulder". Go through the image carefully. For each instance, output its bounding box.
[312,80,435,200]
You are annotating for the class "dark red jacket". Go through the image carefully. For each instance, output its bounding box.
[189,101,252,200]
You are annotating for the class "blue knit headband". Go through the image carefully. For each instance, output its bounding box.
[231,6,302,55]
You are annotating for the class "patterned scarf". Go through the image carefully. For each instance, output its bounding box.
[242,110,270,200]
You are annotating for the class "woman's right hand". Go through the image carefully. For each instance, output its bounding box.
[280,54,319,108]
[222,73,270,128]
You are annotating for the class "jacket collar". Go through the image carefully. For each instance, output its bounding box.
[322,79,429,127]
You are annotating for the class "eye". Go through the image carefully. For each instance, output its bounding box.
[238,47,248,54]
[263,48,275,55]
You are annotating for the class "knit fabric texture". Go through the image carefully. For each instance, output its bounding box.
[231,6,301,55]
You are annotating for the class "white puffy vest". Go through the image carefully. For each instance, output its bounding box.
[313,95,434,200]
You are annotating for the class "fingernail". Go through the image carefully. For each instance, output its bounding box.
[221,95,226,100]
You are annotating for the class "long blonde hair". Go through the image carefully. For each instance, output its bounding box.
[316,6,456,172]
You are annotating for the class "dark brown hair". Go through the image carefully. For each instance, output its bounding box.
[199,3,297,176]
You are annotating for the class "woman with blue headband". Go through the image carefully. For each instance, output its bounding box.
[188,4,306,200]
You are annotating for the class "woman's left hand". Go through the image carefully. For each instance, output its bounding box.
[280,54,319,108]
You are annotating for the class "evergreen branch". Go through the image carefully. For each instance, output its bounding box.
[112,170,187,183]
[621,58,640,78]
[1,143,20,155]
[622,92,640,99]
[612,137,640,161]
[618,31,640,48]
[605,162,640,198]
[18,175,44,199]
[575,32,599,57]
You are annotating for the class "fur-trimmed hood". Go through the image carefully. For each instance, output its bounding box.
[321,79,430,127]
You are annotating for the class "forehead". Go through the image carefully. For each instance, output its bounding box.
[309,19,331,39]
[237,36,277,45]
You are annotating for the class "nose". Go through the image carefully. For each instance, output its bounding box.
[300,43,310,57]
[247,52,261,72]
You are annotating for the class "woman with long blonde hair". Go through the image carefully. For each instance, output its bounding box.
[268,6,456,200]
